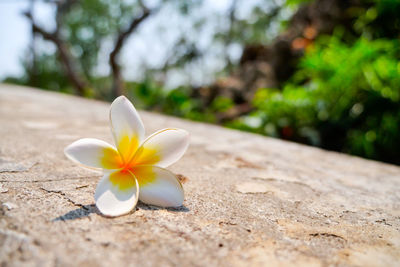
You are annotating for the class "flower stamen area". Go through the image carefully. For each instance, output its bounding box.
[109,169,135,191]
[111,159,157,190]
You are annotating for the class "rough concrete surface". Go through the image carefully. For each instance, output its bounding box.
[0,84,399,267]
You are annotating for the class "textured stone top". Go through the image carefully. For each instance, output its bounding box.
[0,84,399,266]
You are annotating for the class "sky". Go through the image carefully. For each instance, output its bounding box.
[0,0,57,79]
[0,1,32,79]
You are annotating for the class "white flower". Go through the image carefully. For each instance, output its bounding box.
[64,96,189,217]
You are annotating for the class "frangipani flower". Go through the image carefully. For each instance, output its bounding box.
[64,96,189,217]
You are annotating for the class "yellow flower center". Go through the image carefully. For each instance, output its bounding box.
[108,145,160,190]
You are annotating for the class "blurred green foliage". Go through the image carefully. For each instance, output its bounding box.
[126,80,225,123]
[225,0,400,164]
[63,0,137,79]
[232,37,400,163]
[128,0,400,164]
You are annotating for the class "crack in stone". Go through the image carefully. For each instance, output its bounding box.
[75,184,89,189]
[375,219,392,226]
[40,187,88,211]
[219,221,252,233]
[0,176,99,183]
[309,233,346,240]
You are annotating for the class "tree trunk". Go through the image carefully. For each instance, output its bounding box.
[109,7,152,98]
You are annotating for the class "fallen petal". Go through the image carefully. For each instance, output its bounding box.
[133,165,184,207]
[110,96,145,163]
[94,170,139,217]
[132,128,189,168]
[64,138,122,169]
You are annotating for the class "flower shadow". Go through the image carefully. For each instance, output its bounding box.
[53,204,99,221]
[137,202,190,212]
[53,202,189,221]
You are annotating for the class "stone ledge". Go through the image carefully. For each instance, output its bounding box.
[0,84,399,266]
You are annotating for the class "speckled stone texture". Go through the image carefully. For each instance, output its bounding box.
[0,84,399,267]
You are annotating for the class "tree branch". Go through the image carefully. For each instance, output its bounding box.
[109,5,153,97]
[24,10,87,95]
[225,0,238,72]
[55,0,79,32]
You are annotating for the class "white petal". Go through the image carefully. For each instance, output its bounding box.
[132,128,189,168]
[133,166,184,207]
[94,170,139,217]
[64,138,122,169]
[110,96,145,162]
